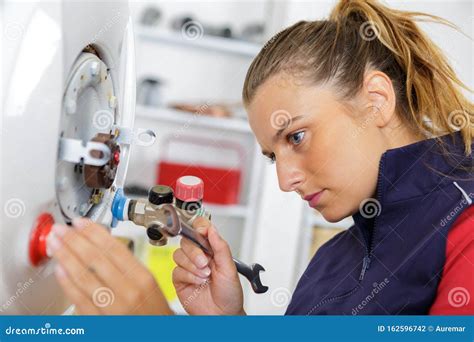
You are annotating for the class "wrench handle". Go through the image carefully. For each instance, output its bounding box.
[162,204,268,294]
[233,258,269,294]
[180,220,214,257]
[161,204,214,256]
[181,224,268,294]
[233,258,253,279]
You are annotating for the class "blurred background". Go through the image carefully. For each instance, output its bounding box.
[111,0,473,315]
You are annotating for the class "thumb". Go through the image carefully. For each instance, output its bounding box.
[192,217,211,237]
[207,224,235,273]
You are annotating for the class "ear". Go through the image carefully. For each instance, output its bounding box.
[363,70,397,128]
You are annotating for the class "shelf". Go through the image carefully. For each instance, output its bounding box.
[136,26,262,58]
[308,211,354,230]
[136,105,253,134]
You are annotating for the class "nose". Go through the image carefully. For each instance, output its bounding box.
[276,158,305,193]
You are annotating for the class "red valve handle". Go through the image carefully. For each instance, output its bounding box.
[29,213,54,266]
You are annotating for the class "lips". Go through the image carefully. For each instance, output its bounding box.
[304,190,325,208]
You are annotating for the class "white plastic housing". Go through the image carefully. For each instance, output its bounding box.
[1,1,136,314]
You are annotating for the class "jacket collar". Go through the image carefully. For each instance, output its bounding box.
[352,132,472,229]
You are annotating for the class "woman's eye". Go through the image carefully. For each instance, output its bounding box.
[288,131,305,145]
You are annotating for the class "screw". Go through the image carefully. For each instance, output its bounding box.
[108,95,117,109]
[79,203,89,215]
[90,61,100,76]
[56,177,68,192]
[65,99,76,115]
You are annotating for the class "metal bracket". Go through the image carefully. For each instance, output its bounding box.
[58,137,111,166]
[113,126,156,147]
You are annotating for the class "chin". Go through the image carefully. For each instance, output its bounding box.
[319,206,350,223]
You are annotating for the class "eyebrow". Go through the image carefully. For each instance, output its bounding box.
[261,114,306,157]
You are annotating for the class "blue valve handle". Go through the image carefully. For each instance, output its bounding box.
[111,188,128,227]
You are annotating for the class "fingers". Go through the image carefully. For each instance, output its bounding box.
[71,218,147,281]
[51,231,129,314]
[181,218,236,276]
[192,217,212,237]
[173,248,211,279]
[51,223,135,294]
[207,225,235,272]
[50,220,160,315]
[54,264,101,315]
[180,216,212,270]
[180,237,210,270]
[172,266,208,287]
[49,232,106,301]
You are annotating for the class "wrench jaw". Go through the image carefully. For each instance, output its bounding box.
[250,263,269,294]
[160,204,181,237]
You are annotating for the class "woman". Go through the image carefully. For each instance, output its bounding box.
[49,0,473,315]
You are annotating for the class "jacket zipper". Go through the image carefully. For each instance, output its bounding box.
[308,155,386,313]
[359,255,371,281]
[358,154,385,281]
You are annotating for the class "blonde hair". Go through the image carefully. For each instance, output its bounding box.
[243,0,473,155]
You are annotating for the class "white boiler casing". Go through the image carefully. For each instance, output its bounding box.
[1,1,136,314]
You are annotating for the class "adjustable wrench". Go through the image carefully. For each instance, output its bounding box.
[160,204,268,294]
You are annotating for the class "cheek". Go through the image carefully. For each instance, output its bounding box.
[335,139,380,197]
[311,118,381,218]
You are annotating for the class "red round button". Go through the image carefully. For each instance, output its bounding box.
[29,213,54,266]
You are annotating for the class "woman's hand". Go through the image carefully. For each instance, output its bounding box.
[172,217,245,315]
[49,217,173,315]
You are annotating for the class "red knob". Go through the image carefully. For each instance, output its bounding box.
[113,150,120,164]
[29,213,54,266]
[175,176,204,202]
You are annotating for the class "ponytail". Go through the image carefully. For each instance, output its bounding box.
[330,0,473,154]
[243,0,473,155]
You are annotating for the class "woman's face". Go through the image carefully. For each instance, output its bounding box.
[246,72,407,222]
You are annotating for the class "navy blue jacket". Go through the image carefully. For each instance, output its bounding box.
[286,133,473,315]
